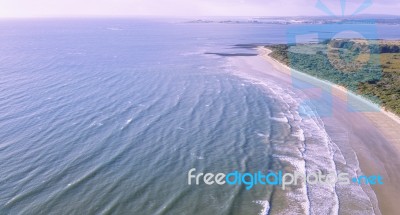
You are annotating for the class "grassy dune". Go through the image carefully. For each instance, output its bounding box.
[267,39,400,115]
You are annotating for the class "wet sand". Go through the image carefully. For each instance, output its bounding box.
[230,47,400,214]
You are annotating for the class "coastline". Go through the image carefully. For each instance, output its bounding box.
[259,47,400,150]
[253,47,400,214]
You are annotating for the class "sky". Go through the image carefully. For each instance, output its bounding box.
[0,0,399,18]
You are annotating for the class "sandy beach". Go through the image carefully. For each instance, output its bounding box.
[229,47,400,214]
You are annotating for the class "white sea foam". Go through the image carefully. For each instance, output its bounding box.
[292,129,305,142]
[256,132,267,137]
[227,56,379,215]
[190,152,204,160]
[107,27,123,31]
[254,200,270,215]
[270,117,289,123]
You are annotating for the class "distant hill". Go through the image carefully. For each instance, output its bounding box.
[186,15,400,25]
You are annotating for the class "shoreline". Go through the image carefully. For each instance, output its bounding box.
[259,47,400,150]
[254,46,400,214]
[261,47,400,125]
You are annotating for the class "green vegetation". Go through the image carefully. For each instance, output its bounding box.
[267,39,400,115]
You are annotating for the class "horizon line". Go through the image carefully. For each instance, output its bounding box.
[0,13,399,20]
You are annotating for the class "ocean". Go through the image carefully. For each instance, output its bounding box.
[0,18,399,215]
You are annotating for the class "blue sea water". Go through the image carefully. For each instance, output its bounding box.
[0,19,399,215]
